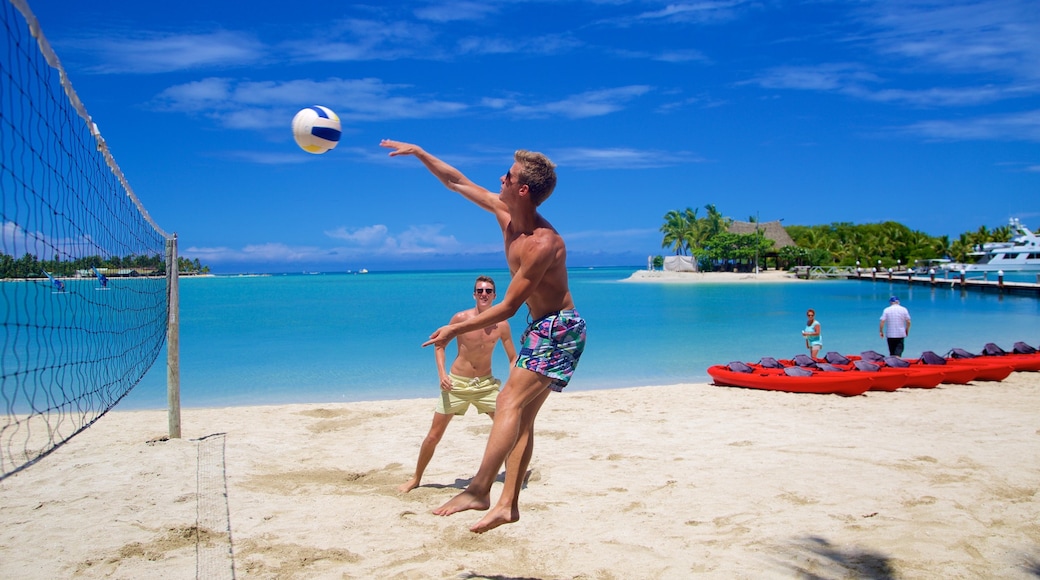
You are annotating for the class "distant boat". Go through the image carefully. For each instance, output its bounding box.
[42,270,65,292]
[359,268,369,274]
[92,267,109,288]
[948,218,1040,272]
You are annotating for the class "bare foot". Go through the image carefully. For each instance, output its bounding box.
[397,477,420,493]
[470,505,519,533]
[432,490,490,516]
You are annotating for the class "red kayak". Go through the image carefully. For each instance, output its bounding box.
[778,356,906,391]
[707,364,873,396]
[836,354,937,389]
[979,353,1040,372]
[944,357,1015,381]
[906,358,979,384]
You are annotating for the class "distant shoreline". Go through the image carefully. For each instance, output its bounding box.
[624,269,804,283]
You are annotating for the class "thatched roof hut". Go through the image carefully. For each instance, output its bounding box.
[728,220,796,249]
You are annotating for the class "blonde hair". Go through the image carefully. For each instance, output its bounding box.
[514,150,557,206]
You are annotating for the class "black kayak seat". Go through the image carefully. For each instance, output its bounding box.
[860,350,886,363]
[981,343,1007,356]
[824,351,851,365]
[946,347,977,359]
[728,361,754,373]
[791,354,818,367]
[883,356,910,368]
[919,351,946,365]
[1013,341,1037,355]
[784,366,813,377]
[758,356,784,369]
[853,360,881,372]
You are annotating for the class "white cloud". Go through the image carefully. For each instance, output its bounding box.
[492,86,653,119]
[184,222,504,265]
[70,31,265,74]
[551,147,707,169]
[855,0,1040,81]
[900,108,1040,142]
[414,2,499,23]
[153,77,468,124]
[324,225,391,245]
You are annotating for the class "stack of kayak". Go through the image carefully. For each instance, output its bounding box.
[707,341,1040,396]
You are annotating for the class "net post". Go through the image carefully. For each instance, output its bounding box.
[166,235,182,439]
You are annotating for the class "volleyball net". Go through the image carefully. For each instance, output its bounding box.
[1,0,173,480]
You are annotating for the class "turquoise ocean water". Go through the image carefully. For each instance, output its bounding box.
[118,267,1039,409]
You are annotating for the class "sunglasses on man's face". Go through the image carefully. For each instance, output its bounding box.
[474,288,495,295]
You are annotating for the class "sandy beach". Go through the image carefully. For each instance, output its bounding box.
[2,373,1038,579]
[624,269,804,283]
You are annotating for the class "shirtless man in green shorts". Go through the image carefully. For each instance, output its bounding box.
[398,275,516,493]
[382,139,587,533]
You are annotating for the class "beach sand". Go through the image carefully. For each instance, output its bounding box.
[625,268,804,283]
[2,374,1038,579]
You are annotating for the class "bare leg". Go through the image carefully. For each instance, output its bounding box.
[398,412,453,493]
[471,386,549,533]
[433,367,551,517]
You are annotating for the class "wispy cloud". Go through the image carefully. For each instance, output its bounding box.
[484,86,652,119]
[66,30,266,74]
[745,1,1040,109]
[324,225,392,246]
[153,77,468,125]
[282,18,438,62]
[153,77,652,131]
[551,146,707,169]
[900,108,1040,142]
[414,2,500,23]
[607,0,755,26]
[854,0,1040,81]
[186,222,501,265]
[750,63,1035,107]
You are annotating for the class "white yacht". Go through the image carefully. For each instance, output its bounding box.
[953,218,1040,272]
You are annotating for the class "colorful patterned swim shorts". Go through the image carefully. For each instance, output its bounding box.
[516,309,587,392]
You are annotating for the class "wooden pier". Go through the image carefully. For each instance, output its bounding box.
[846,270,1040,297]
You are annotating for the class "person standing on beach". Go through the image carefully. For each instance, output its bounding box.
[381,139,587,533]
[802,309,822,358]
[398,276,517,494]
[879,296,911,356]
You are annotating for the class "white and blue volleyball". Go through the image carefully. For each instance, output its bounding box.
[292,106,342,154]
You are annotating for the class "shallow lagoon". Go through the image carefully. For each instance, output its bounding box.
[119,267,1038,408]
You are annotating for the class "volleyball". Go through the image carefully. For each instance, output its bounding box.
[292,106,342,154]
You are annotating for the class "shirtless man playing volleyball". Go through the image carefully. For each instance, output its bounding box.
[381,139,587,533]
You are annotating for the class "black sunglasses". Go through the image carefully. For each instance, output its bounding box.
[474,288,496,294]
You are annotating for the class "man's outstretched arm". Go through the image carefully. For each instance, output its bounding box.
[381,140,505,218]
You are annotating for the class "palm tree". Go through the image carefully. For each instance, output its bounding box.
[660,209,695,255]
[702,203,730,240]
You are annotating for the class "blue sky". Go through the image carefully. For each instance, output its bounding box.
[24,0,1040,273]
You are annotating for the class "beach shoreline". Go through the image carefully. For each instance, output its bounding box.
[2,375,1038,578]
[624,268,803,283]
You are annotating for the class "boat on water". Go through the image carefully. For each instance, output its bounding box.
[947,218,1040,273]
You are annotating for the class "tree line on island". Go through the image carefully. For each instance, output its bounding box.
[0,252,209,279]
[658,204,1023,272]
